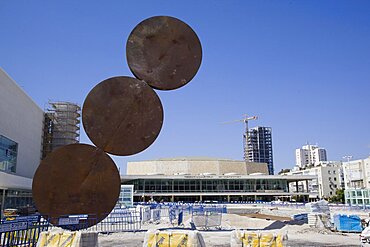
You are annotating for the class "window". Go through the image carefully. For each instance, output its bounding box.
[364,190,369,197]
[334,177,337,181]
[0,135,18,173]
[328,170,331,174]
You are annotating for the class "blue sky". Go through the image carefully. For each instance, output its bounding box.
[1,1,370,174]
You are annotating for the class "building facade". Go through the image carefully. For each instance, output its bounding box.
[345,188,370,206]
[295,144,327,168]
[245,126,274,175]
[124,157,314,202]
[118,185,134,207]
[121,174,314,203]
[0,68,44,215]
[0,68,44,178]
[127,157,269,176]
[342,157,370,190]
[285,161,343,199]
[343,157,370,206]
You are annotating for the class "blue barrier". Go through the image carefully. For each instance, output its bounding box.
[333,214,362,233]
[0,215,49,247]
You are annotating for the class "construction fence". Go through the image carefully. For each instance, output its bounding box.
[0,215,49,247]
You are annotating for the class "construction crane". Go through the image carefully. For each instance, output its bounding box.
[223,114,258,161]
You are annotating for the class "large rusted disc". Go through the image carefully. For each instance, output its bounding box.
[82,76,163,156]
[126,16,202,90]
[32,144,120,229]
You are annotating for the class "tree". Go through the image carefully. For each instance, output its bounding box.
[329,189,345,203]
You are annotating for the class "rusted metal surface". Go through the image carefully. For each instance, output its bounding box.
[32,144,120,229]
[82,76,164,156]
[126,16,202,90]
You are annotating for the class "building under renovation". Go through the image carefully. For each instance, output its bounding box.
[42,102,81,159]
[245,126,274,175]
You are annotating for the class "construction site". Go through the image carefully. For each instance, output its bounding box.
[1,201,366,246]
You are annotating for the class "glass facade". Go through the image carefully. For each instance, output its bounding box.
[0,135,18,173]
[0,189,33,209]
[118,185,134,207]
[127,178,288,194]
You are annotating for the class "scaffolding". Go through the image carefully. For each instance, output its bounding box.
[42,101,81,159]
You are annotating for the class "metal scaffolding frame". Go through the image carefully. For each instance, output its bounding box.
[42,101,81,159]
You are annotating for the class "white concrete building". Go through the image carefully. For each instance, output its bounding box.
[343,156,370,206]
[285,161,343,199]
[0,68,44,178]
[295,144,327,168]
[343,156,370,190]
[0,67,44,214]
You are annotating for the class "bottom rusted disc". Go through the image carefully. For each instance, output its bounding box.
[32,144,120,229]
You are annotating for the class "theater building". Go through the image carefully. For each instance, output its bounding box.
[122,157,314,202]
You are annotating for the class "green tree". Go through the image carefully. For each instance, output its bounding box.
[329,189,345,203]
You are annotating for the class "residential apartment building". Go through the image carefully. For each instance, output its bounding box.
[342,157,370,189]
[245,126,274,175]
[285,161,343,199]
[295,144,327,168]
[343,156,370,206]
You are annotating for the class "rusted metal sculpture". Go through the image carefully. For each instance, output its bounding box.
[32,16,202,230]
[127,16,202,90]
[32,144,120,227]
[82,76,164,156]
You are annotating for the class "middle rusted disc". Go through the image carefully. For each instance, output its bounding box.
[82,76,164,156]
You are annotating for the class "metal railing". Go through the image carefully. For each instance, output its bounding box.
[0,215,49,247]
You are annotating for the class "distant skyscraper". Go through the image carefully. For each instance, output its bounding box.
[295,144,327,168]
[244,126,274,175]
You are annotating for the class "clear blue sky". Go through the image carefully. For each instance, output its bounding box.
[1,1,370,174]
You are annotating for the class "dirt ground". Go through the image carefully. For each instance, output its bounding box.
[98,211,361,246]
[238,213,292,221]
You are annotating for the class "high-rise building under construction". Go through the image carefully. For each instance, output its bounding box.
[244,126,274,175]
[42,102,81,159]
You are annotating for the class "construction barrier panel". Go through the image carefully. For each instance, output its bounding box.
[139,206,151,223]
[143,229,206,247]
[36,229,98,247]
[192,210,222,229]
[230,230,287,247]
[151,209,161,223]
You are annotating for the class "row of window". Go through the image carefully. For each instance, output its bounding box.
[128,179,288,193]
